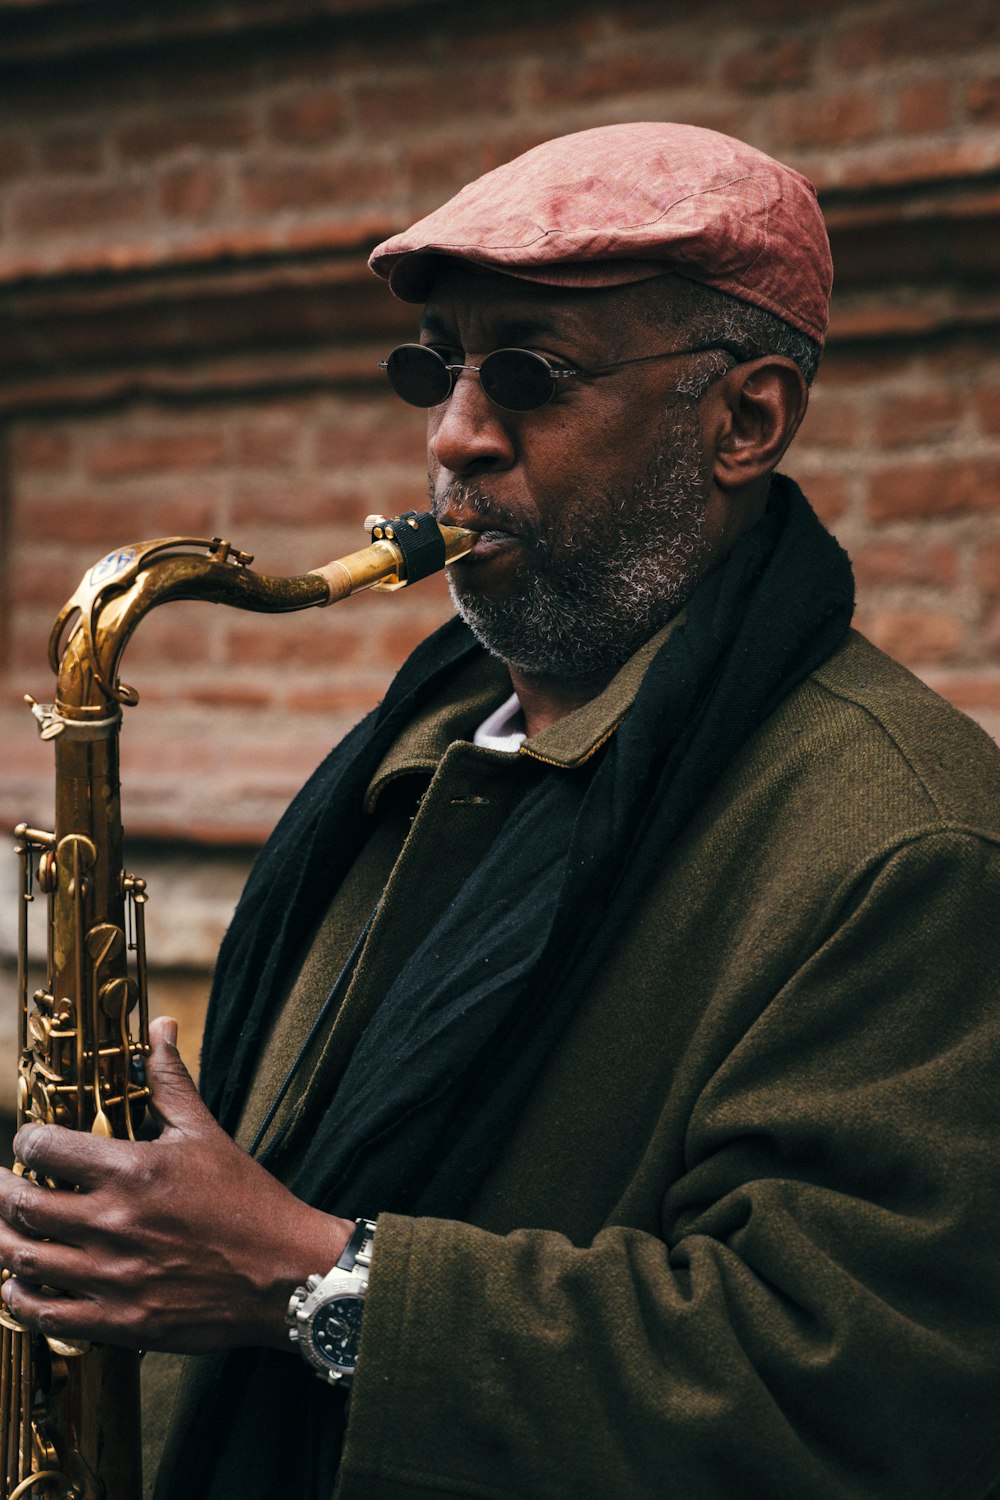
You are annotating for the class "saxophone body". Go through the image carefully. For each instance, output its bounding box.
[1,514,472,1499]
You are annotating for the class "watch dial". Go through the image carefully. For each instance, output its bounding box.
[312,1295,364,1370]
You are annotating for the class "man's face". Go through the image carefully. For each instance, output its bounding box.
[423,266,724,680]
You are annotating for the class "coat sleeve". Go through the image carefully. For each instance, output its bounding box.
[335,830,1000,1500]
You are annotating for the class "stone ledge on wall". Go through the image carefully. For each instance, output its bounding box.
[1,172,999,416]
[0,0,461,65]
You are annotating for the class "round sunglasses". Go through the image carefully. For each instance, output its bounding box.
[378,340,741,413]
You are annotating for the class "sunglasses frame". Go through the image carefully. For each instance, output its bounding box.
[378,340,742,413]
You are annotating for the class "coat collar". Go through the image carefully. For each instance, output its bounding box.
[365,615,683,810]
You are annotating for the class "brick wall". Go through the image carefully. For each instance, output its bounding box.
[1,0,999,1075]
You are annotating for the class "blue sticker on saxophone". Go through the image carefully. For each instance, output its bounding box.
[89,548,136,587]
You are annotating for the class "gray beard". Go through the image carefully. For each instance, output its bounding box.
[442,407,713,680]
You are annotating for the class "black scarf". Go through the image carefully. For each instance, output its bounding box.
[156,477,854,1500]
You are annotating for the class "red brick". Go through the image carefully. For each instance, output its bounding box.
[283,685,379,716]
[373,602,454,664]
[116,108,257,162]
[313,407,425,469]
[838,136,1000,191]
[400,139,491,206]
[967,76,1000,123]
[146,496,218,536]
[184,684,273,710]
[224,618,365,668]
[908,1,1000,54]
[9,560,86,614]
[772,90,883,149]
[86,431,228,481]
[924,674,1000,711]
[223,734,334,779]
[924,344,995,379]
[867,459,1000,522]
[474,126,570,178]
[982,603,1000,660]
[114,618,212,673]
[229,481,355,529]
[240,156,394,216]
[858,607,964,664]
[819,348,913,388]
[39,130,104,173]
[527,46,701,106]
[158,162,225,220]
[267,91,348,144]
[799,393,864,449]
[354,68,514,130]
[7,618,58,677]
[22,497,147,546]
[11,180,148,236]
[853,541,959,589]
[975,540,1000,593]
[974,385,1000,436]
[896,78,954,135]
[235,416,302,467]
[10,428,74,472]
[873,390,963,448]
[833,14,898,70]
[837,2,999,69]
[722,36,813,91]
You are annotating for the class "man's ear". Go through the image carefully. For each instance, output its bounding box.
[711,357,809,492]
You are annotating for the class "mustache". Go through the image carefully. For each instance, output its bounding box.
[431,484,540,544]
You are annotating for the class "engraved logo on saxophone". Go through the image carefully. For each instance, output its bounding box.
[88,547,136,587]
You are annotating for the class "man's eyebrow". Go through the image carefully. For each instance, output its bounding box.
[418,312,453,340]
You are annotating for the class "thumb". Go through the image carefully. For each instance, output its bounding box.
[146,1015,212,1134]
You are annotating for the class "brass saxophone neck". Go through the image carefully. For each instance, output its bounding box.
[44,512,474,722]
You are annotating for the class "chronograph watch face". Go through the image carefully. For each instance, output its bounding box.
[286,1218,377,1386]
[309,1294,365,1373]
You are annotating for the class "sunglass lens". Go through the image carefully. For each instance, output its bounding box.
[479,350,556,411]
[384,345,452,407]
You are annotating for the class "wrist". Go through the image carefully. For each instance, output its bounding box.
[262,1210,355,1351]
[286,1216,377,1384]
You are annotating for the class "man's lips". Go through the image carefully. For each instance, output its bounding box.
[451,527,523,564]
[436,510,527,561]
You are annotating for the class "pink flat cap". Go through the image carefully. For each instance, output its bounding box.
[369,122,832,345]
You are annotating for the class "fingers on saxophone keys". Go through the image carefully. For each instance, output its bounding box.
[0,1275,96,1344]
[0,1165,89,1244]
[14,1122,125,1189]
[0,1226,89,1295]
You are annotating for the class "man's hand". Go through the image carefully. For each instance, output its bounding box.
[0,1015,353,1354]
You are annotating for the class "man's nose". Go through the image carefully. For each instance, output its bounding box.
[428,369,516,477]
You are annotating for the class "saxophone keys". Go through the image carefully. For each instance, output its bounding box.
[29,1081,59,1126]
[27,1010,52,1049]
[37,850,57,894]
[98,975,138,1021]
[45,1335,90,1359]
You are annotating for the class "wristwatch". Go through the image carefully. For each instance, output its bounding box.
[285,1216,376,1386]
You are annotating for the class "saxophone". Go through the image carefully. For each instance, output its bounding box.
[0,513,473,1500]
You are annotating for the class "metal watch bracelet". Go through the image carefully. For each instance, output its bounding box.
[286,1216,377,1386]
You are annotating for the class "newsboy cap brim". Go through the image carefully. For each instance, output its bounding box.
[369,123,833,345]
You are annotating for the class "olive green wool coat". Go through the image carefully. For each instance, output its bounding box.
[320,629,1000,1500]
[158,625,1000,1500]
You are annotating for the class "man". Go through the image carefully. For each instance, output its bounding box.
[2,122,1000,1499]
